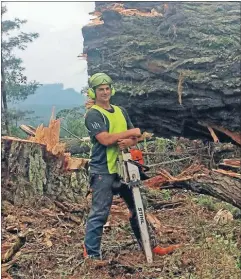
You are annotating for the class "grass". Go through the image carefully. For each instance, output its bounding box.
[193,194,241,217]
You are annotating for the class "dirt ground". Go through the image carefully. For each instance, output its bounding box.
[2,188,241,279]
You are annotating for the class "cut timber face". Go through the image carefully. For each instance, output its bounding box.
[103,3,162,17]
[144,158,241,209]
[64,153,89,170]
[28,120,65,155]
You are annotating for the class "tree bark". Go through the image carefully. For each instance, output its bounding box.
[82,2,241,142]
[1,138,88,206]
[1,58,11,135]
[173,171,241,209]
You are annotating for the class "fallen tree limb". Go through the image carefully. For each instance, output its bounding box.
[207,126,219,143]
[212,168,241,179]
[199,122,241,145]
[219,159,241,171]
[223,159,240,167]
[2,230,33,263]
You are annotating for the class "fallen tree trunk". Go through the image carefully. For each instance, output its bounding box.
[82,2,241,142]
[145,163,241,209]
[174,171,241,209]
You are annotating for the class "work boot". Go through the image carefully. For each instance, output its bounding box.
[83,244,101,260]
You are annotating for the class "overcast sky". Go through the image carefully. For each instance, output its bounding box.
[4,2,95,92]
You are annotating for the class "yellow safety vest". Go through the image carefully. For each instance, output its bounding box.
[91,104,127,174]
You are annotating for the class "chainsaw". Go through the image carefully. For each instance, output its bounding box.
[117,149,153,264]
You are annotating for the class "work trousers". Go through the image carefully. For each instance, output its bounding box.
[84,173,142,258]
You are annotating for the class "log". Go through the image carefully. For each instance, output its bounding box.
[1,137,89,205]
[82,2,241,142]
[173,170,241,209]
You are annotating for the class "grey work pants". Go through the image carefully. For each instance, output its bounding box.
[84,173,142,258]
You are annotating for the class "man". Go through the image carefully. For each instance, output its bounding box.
[84,72,144,259]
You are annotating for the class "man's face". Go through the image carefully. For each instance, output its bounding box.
[95,84,111,102]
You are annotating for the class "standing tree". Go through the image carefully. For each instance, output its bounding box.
[1,4,41,135]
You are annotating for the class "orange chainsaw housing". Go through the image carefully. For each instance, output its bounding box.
[130,148,144,165]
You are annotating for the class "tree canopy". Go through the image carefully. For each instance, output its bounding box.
[1,4,41,134]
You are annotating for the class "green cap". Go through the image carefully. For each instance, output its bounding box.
[88,73,113,88]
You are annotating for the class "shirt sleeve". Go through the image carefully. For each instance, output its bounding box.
[85,109,108,138]
[120,107,134,129]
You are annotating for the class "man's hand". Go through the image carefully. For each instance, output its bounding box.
[117,138,137,150]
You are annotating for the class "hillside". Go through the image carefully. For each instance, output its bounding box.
[9,83,86,125]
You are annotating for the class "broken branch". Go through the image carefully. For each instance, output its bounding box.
[2,229,33,263]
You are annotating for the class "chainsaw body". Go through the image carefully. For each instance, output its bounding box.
[117,150,153,263]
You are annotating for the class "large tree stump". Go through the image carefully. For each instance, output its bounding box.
[1,138,88,205]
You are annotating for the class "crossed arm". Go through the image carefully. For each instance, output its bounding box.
[85,99,140,149]
[96,129,140,149]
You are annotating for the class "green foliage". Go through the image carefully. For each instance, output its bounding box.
[56,107,88,138]
[161,189,171,201]
[1,5,40,134]
[10,125,27,139]
[236,258,241,270]
[3,108,39,137]
[195,195,216,211]
[8,108,35,125]
[194,195,241,216]
[155,137,176,153]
